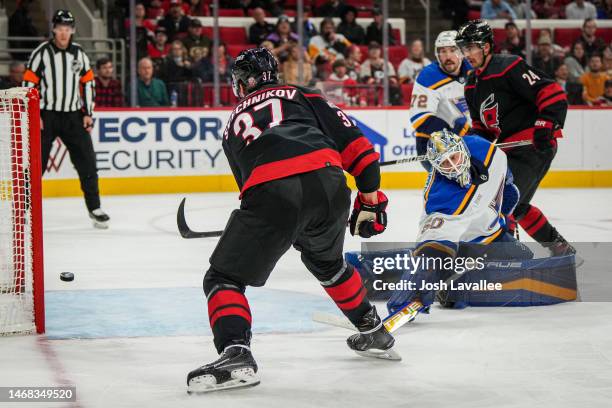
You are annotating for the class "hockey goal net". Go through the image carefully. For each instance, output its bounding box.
[0,87,44,335]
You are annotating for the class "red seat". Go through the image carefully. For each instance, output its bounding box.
[388,46,408,67]
[247,8,271,17]
[401,83,413,106]
[467,10,481,20]
[220,27,248,44]
[227,44,257,57]
[523,28,543,44]
[218,8,244,17]
[554,28,582,48]
[599,28,612,44]
[347,0,375,8]
[392,28,402,45]
[146,7,164,19]
[493,28,507,49]
[202,26,213,38]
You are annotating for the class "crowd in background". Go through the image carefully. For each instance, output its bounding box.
[1,0,611,106]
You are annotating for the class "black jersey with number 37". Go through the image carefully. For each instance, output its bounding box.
[465,54,568,144]
[222,84,380,196]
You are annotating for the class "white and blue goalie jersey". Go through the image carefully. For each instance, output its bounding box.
[409,61,472,160]
[417,136,517,251]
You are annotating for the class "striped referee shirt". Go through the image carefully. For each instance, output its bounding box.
[23,40,95,116]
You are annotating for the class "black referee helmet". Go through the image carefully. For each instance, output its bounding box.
[52,9,76,28]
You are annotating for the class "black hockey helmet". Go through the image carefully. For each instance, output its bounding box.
[52,9,76,28]
[231,48,279,97]
[455,19,494,49]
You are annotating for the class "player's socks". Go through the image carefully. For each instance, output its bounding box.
[187,344,259,393]
[206,285,252,354]
[518,206,577,257]
[320,265,372,326]
[347,306,400,361]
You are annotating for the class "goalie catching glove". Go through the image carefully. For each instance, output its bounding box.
[349,191,388,238]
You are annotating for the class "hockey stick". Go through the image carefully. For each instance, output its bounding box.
[178,140,534,239]
[177,198,224,238]
[379,140,533,167]
[312,300,425,334]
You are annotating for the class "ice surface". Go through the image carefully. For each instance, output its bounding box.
[2,189,612,408]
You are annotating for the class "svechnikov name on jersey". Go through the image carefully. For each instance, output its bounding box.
[224,87,299,139]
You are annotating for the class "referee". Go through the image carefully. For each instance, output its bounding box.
[23,9,109,229]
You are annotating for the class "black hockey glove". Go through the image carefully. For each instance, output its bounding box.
[533,119,556,152]
[349,191,388,238]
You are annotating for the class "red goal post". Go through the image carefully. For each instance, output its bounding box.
[0,87,44,335]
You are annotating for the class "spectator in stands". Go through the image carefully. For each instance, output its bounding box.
[137,57,170,106]
[533,36,561,78]
[266,16,299,62]
[533,0,565,18]
[565,0,597,19]
[498,22,525,59]
[184,0,204,16]
[398,39,431,84]
[580,54,611,105]
[0,61,26,89]
[507,0,536,18]
[249,8,275,45]
[321,59,358,106]
[128,2,155,60]
[182,18,211,53]
[480,0,517,19]
[365,8,396,46]
[282,44,313,85]
[344,45,363,81]
[193,50,214,82]
[260,40,275,51]
[554,63,584,104]
[360,42,397,84]
[564,41,587,82]
[308,18,351,64]
[292,17,319,46]
[159,0,191,40]
[604,46,612,76]
[159,40,193,84]
[94,58,124,107]
[602,79,612,106]
[8,0,39,61]
[597,0,612,18]
[439,0,469,30]
[148,27,172,59]
[337,6,366,45]
[189,45,206,65]
[316,0,348,18]
[131,2,156,33]
[217,43,235,84]
[575,19,607,59]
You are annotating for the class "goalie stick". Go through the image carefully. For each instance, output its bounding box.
[177,140,533,239]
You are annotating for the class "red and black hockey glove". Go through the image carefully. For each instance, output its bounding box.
[349,191,388,238]
[533,119,556,152]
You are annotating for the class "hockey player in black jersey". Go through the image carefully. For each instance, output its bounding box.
[456,20,576,256]
[186,48,398,394]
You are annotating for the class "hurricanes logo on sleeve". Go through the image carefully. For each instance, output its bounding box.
[479,93,501,136]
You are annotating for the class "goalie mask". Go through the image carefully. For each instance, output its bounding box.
[427,129,471,187]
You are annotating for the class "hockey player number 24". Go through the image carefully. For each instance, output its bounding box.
[234,98,283,145]
[522,70,541,86]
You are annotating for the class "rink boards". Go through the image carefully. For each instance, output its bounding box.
[41,106,612,197]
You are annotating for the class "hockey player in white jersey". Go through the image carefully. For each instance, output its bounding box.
[409,31,472,170]
[387,129,532,314]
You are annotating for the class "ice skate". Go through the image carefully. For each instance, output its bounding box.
[187,345,260,393]
[347,306,401,361]
[89,208,110,229]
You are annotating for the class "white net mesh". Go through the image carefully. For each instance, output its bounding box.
[0,88,35,335]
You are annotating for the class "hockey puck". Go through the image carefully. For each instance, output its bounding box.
[60,272,74,282]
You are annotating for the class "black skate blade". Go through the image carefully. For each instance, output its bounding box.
[187,368,260,394]
[354,348,402,361]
